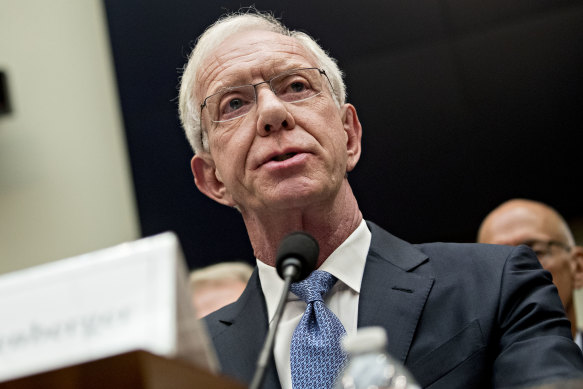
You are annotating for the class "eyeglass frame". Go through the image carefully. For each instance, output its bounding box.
[198,67,334,139]
[520,239,572,261]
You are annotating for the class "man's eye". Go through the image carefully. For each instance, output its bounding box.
[225,98,244,113]
[289,81,307,93]
[284,79,311,94]
[219,95,251,116]
[276,77,315,102]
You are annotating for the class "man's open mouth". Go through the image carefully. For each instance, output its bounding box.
[272,152,297,162]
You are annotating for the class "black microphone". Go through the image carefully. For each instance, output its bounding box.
[249,232,319,389]
[276,231,319,282]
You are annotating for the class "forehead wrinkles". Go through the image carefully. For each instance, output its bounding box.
[197,33,314,99]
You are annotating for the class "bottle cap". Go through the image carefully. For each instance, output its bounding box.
[341,326,388,354]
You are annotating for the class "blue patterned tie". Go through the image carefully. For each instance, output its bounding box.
[289,270,347,389]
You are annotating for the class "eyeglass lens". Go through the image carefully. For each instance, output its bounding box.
[523,240,570,260]
[204,68,325,123]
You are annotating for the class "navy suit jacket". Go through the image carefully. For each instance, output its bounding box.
[203,221,583,388]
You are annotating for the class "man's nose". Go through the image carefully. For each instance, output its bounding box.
[255,86,295,136]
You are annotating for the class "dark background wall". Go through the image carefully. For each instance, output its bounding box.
[102,0,583,270]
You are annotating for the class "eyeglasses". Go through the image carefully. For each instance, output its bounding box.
[200,67,332,128]
[521,239,572,261]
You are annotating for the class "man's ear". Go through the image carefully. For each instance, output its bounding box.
[572,246,583,290]
[190,155,235,207]
[341,103,362,173]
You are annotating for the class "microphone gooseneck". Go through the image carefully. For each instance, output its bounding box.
[249,231,319,389]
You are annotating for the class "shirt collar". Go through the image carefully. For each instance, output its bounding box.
[257,219,371,322]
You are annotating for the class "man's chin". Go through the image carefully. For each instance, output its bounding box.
[263,188,331,212]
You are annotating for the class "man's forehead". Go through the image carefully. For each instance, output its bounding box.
[486,207,556,244]
[211,29,301,57]
[197,30,315,95]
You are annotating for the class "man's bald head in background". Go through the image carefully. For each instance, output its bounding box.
[478,199,583,338]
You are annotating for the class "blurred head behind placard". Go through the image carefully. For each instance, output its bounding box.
[189,262,253,318]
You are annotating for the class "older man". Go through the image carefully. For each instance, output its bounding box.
[478,199,583,347]
[178,10,583,389]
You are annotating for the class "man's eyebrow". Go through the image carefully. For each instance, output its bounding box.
[205,62,316,97]
[205,78,242,97]
[207,71,258,93]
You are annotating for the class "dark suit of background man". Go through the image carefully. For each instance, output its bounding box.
[177,10,583,389]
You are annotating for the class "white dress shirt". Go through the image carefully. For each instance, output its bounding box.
[257,220,371,389]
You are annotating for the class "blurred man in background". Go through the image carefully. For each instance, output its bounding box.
[478,198,583,347]
[189,262,253,319]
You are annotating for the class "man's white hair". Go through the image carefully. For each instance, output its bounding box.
[178,10,346,154]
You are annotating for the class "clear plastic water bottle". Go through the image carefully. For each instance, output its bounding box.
[334,326,421,389]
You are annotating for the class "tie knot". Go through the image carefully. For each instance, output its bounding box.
[290,270,337,304]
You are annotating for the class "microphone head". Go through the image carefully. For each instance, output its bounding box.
[276,231,319,282]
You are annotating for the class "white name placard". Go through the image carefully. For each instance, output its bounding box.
[0,232,218,382]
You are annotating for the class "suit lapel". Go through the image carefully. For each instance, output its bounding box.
[207,222,432,387]
[358,222,435,365]
[207,271,281,388]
